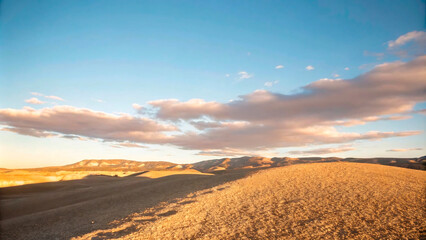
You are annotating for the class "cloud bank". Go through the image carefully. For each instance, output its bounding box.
[1,56,425,156]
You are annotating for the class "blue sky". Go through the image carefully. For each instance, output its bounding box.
[0,0,425,168]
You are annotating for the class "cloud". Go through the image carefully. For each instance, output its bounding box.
[332,73,340,78]
[387,31,426,57]
[386,148,423,152]
[25,98,45,105]
[111,142,147,148]
[61,134,88,141]
[150,56,426,151]
[412,109,426,115]
[305,65,314,71]
[197,147,277,157]
[1,127,57,138]
[132,103,143,113]
[30,92,64,101]
[238,71,253,80]
[225,74,230,77]
[344,67,350,71]
[275,65,284,69]
[330,115,412,127]
[45,95,64,101]
[264,80,279,87]
[0,106,177,144]
[288,145,355,155]
[387,31,426,49]
[3,56,425,156]
[149,99,225,120]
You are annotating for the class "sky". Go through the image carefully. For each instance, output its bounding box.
[0,0,425,168]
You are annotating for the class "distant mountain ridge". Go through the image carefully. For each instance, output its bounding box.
[64,159,192,171]
[192,156,425,172]
[19,156,426,172]
[1,156,424,188]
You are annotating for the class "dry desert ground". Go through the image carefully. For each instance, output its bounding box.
[1,162,425,239]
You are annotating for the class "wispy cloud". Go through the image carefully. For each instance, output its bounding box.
[288,145,355,155]
[387,31,426,57]
[305,65,314,71]
[30,92,64,101]
[112,142,147,148]
[344,67,350,71]
[275,65,284,69]
[197,147,277,157]
[132,103,143,112]
[237,71,253,80]
[45,95,64,101]
[386,148,422,152]
[25,97,45,105]
[264,80,279,87]
[387,31,426,49]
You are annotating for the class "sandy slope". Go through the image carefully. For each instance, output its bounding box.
[74,162,426,240]
[0,169,253,240]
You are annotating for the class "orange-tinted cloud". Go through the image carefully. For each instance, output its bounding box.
[0,106,176,144]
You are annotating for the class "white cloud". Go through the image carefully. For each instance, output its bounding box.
[30,92,64,101]
[238,71,253,80]
[132,103,143,111]
[25,98,45,105]
[264,80,279,87]
[387,31,426,57]
[306,65,314,71]
[275,65,284,69]
[225,74,230,77]
[344,67,350,71]
[387,31,426,49]
[45,95,64,101]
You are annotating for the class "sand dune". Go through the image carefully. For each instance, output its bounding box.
[0,168,253,240]
[1,162,425,239]
[75,162,426,239]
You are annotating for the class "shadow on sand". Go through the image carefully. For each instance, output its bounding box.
[0,168,258,240]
